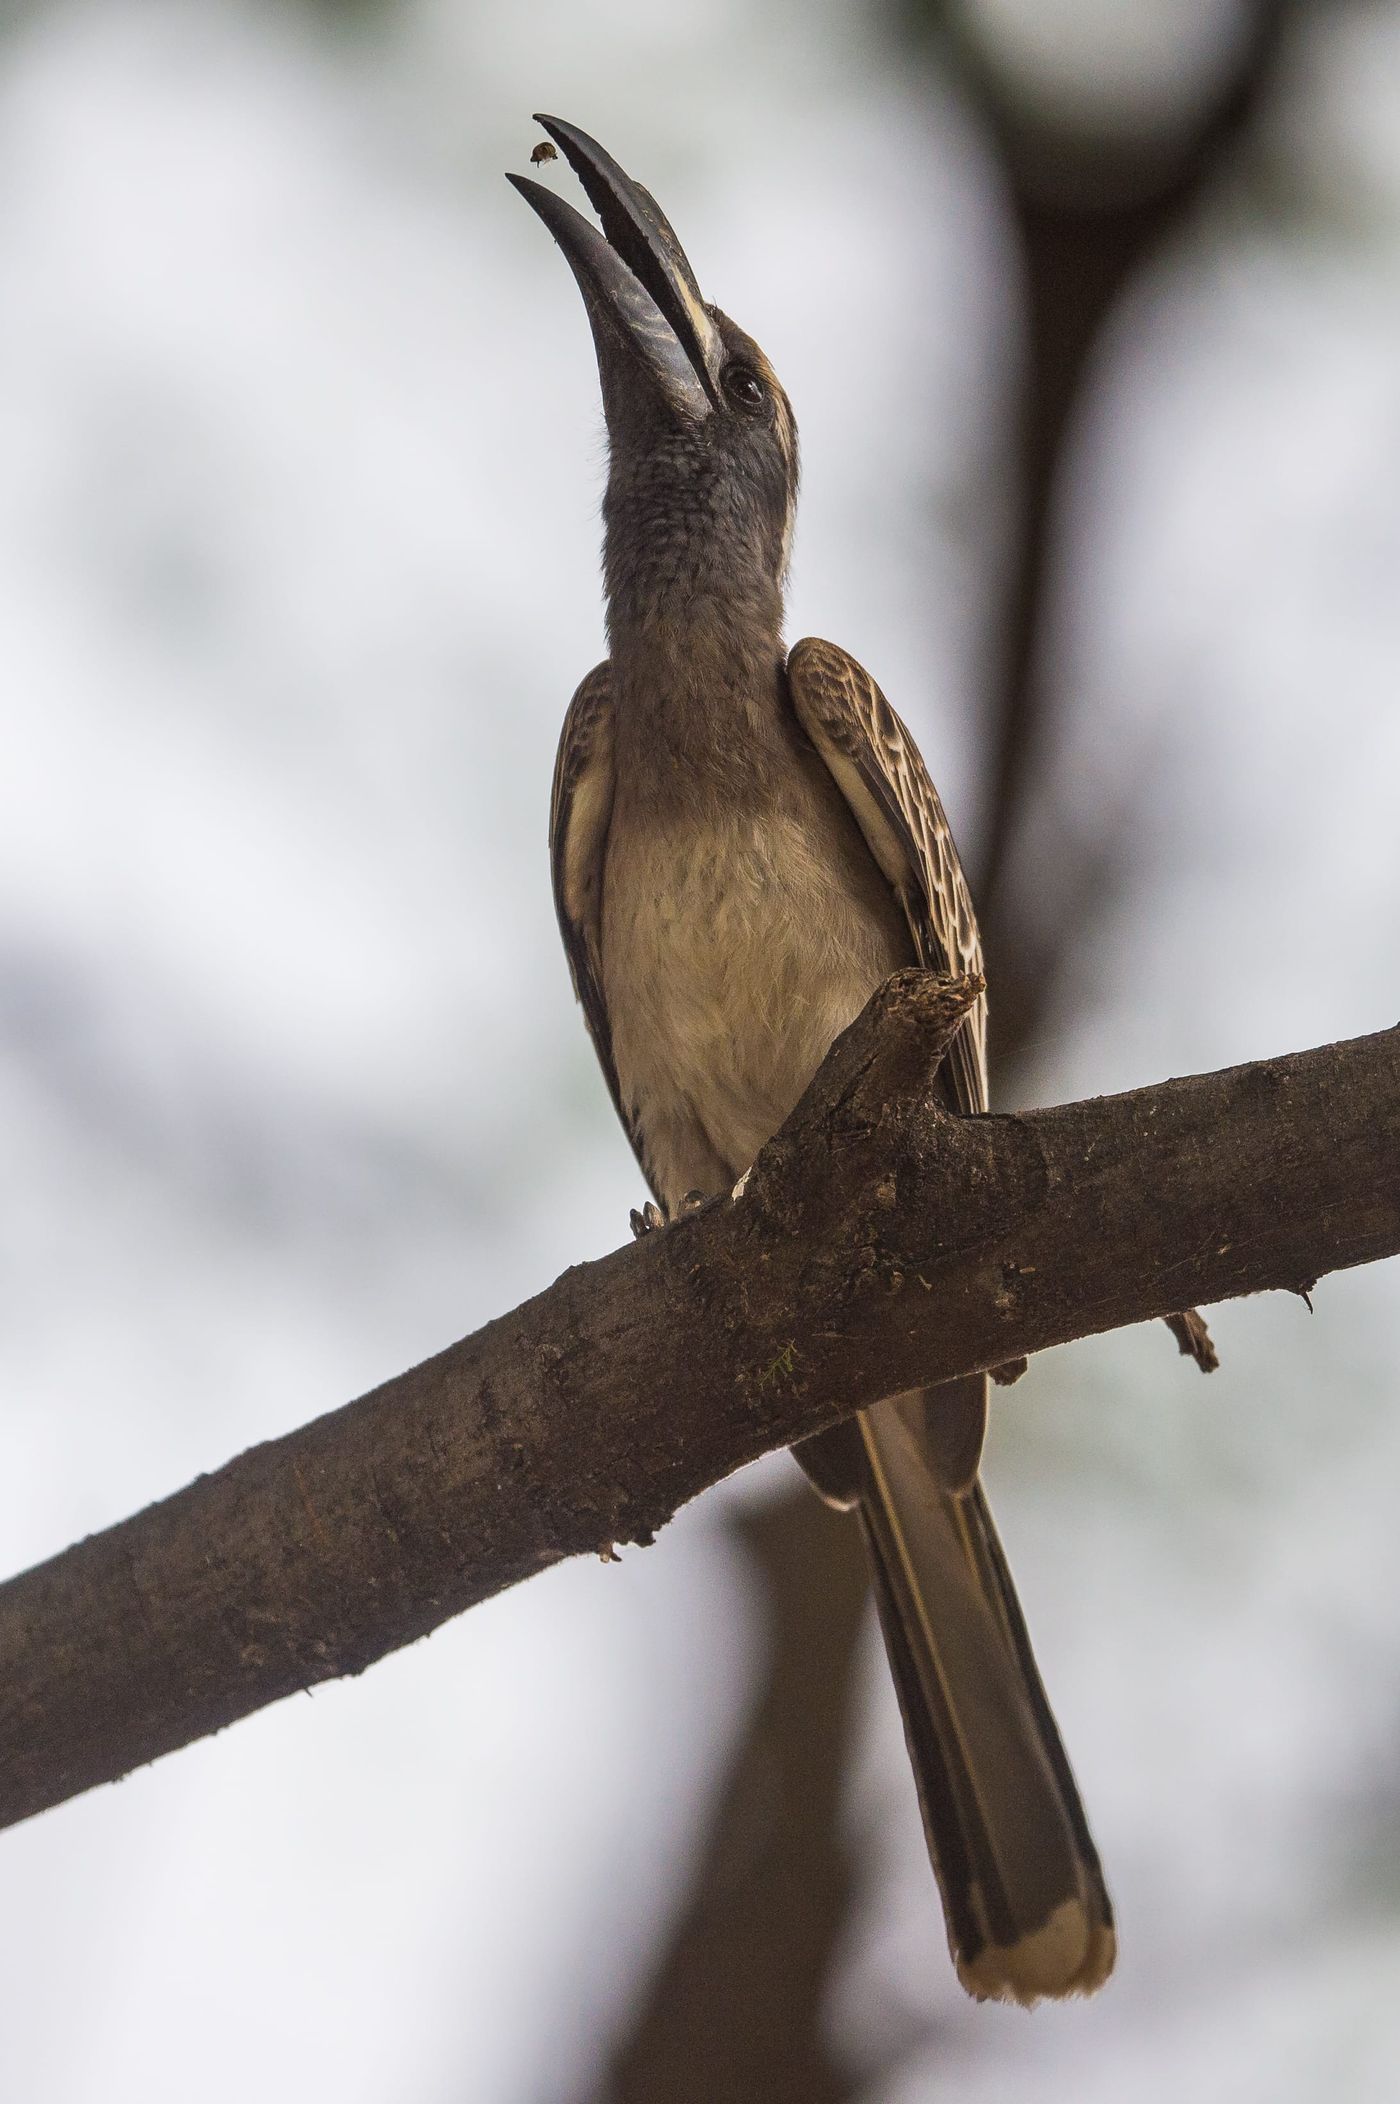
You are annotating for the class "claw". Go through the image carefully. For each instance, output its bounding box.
[631,1192,711,1238]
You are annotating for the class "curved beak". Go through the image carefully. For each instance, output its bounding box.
[507,115,723,420]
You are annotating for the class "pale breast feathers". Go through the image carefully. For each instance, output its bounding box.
[550,642,986,1203]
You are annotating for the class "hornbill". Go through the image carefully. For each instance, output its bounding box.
[509,116,1114,2004]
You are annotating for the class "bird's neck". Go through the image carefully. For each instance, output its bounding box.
[602,459,789,792]
[605,584,788,797]
[607,572,784,689]
[600,429,793,772]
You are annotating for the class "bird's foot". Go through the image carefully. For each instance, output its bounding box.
[629,1191,708,1240]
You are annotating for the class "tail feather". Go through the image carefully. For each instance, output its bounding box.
[856,1401,1114,2004]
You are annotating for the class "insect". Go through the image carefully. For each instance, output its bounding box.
[530,141,557,167]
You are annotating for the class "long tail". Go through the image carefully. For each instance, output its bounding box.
[799,1390,1114,2003]
[858,1399,1114,2001]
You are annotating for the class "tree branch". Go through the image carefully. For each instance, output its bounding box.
[2,971,1396,1835]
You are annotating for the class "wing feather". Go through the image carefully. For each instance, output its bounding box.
[787,636,987,1117]
[549,662,635,1158]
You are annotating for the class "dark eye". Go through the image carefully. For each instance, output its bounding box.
[723,363,767,414]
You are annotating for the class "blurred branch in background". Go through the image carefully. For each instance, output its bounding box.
[604,1493,872,2104]
[4,985,1396,1842]
[951,0,1292,1068]
[594,6,1295,2097]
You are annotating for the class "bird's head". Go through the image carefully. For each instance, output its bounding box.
[509,117,798,649]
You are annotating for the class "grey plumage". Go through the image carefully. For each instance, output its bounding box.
[519,115,1115,2003]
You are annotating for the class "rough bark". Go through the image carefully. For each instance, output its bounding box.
[2,971,1396,1835]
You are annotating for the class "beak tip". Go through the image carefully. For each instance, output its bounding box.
[511,113,721,417]
[506,171,551,212]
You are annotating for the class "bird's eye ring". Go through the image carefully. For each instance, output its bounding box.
[722,363,767,414]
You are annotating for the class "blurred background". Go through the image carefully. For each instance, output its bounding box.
[2,0,1399,2097]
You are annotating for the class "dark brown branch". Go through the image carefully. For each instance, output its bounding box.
[2,972,1397,1835]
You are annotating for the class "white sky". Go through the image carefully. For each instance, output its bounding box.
[2,1,1399,2099]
